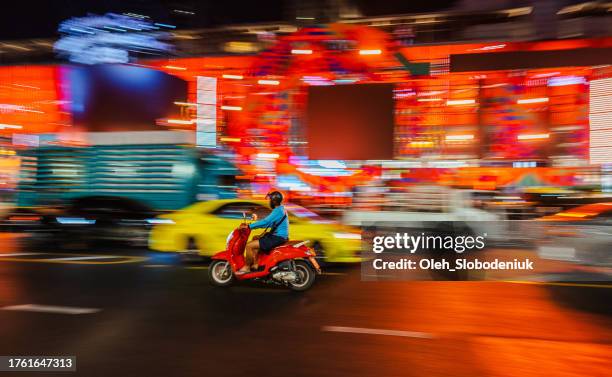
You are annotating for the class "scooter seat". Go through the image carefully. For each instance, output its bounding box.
[269,240,296,251]
[286,240,310,248]
[266,240,308,253]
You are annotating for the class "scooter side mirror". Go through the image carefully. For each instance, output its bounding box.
[250,213,258,221]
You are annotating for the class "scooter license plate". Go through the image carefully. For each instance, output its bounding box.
[308,256,321,273]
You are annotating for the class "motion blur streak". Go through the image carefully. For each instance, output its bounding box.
[322,325,435,339]
[0,1,611,376]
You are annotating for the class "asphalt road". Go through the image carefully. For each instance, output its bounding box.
[0,234,611,377]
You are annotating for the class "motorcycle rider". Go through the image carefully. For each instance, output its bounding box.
[237,191,288,274]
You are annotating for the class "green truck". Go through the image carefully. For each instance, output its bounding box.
[12,132,239,247]
[17,144,238,210]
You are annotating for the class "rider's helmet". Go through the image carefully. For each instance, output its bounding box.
[266,191,283,209]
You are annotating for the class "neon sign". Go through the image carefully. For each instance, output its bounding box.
[55,13,174,64]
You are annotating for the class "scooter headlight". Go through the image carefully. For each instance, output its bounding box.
[225,231,234,248]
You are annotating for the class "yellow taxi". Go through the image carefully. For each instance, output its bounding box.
[148,199,361,263]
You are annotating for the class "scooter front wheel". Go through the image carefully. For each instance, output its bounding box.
[208,260,234,287]
[289,260,316,291]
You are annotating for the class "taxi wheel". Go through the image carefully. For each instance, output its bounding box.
[181,237,204,262]
[186,237,198,251]
[313,241,327,263]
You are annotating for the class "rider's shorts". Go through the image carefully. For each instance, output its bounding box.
[259,234,287,253]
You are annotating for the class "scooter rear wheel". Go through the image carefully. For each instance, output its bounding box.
[289,260,316,291]
[209,260,234,287]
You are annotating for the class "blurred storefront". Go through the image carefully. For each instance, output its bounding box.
[1,26,611,199]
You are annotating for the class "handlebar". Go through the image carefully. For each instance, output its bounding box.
[241,211,258,224]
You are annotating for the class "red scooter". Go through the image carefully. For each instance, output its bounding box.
[208,215,321,291]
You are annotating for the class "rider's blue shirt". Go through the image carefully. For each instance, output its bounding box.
[249,205,288,239]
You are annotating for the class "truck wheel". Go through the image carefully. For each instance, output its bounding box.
[116,226,148,248]
[208,260,234,287]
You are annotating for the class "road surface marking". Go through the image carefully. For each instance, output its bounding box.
[322,326,435,339]
[0,252,43,257]
[506,281,612,289]
[323,272,347,276]
[1,304,101,315]
[50,255,118,261]
[185,266,208,270]
[0,253,148,265]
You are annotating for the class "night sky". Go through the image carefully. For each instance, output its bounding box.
[0,0,458,40]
